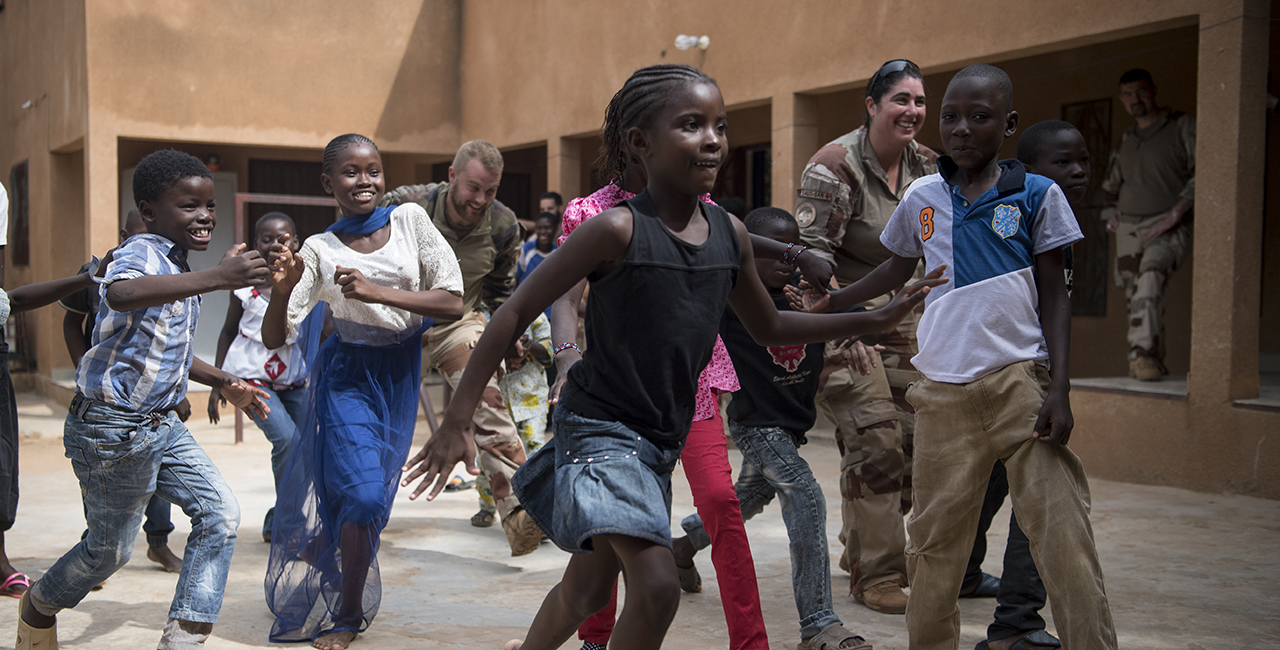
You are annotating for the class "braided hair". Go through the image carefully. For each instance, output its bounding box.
[322,133,380,175]
[594,64,718,180]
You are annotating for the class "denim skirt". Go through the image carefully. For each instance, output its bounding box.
[511,408,682,554]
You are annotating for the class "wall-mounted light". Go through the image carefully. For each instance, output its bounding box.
[20,99,36,110]
[675,34,710,51]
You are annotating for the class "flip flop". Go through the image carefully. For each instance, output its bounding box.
[1,572,29,598]
[959,571,1000,598]
[675,560,701,594]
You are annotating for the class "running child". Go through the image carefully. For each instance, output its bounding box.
[17,149,272,650]
[60,207,185,576]
[810,65,1116,650]
[676,206,872,650]
[210,211,311,544]
[261,134,464,650]
[400,63,940,650]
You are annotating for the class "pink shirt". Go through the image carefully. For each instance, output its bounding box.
[560,183,739,422]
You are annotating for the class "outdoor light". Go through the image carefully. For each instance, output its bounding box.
[20,99,35,110]
[675,34,710,51]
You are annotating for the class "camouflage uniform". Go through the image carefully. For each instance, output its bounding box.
[1101,109,1195,366]
[797,127,935,596]
[381,183,527,521]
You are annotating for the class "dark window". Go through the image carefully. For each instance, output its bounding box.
[247,159,333,241]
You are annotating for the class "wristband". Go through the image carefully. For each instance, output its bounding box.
[782,243,809,266]
[553,342,581,357]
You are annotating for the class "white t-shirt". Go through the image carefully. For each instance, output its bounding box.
[880,159,1082,383]
[0,181,9,247]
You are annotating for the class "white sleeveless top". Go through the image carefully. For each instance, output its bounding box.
[223,286,308,388]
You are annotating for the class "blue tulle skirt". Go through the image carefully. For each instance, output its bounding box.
[264,320,422,642]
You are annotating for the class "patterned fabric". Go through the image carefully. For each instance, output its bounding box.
[285,203,463,346]
[76,234,199,413]
[559,182,737,422]
[498,312,553,423]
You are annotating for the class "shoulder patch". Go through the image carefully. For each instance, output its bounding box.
[797,188,832,201]
[991,204,1021,239]
[796,201,817,228]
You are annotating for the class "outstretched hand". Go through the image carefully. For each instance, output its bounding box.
[401,422,479,501]
[1033,389,1074,445]
[785,280,831,314]
[215,243,269,289]
[220,376,271,421]
[268,235,305,292]
[881,264,947,325]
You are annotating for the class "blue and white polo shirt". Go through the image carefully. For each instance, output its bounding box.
[880,158,1082,384]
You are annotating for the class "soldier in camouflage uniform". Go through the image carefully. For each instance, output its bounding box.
[796,60,934,614]
[1101,68,1194,381]
[383,140,542,556]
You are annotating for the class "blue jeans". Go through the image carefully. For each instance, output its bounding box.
[32,396,239,623]
[681,422,839,640]
[248,386,305,538]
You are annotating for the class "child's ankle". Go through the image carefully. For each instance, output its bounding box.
[158,618,214,649]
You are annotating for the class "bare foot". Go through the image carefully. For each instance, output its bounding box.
[313,629,357,650]
[504,641,523,650]
[147,544,183,573]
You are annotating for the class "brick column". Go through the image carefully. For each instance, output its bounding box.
[770,93,819,210]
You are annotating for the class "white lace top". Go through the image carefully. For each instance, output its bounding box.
[285,203,464,347]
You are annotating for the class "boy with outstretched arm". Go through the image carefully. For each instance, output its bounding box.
[812,66,1116,650]
[16,150,272,650]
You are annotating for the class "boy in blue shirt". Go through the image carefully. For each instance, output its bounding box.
[816,66,1116,650]
[17,150,272,650]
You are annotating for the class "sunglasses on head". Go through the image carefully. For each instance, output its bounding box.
[867,59,921,96]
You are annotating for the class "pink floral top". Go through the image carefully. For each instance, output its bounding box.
[560,182,738,422]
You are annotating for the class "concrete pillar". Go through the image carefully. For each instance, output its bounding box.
[547,136,582,200]
[85,127,118,267]
[1187,0,1268,402]
[771,92,819,210]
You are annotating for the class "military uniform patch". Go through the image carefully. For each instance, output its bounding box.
[797,188,832,201]
[796,202,817,228]
[991,204,1021,239]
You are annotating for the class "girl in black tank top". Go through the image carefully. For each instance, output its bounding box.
[401,65,942,650]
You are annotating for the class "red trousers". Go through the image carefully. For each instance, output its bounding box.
[577,409,769,649]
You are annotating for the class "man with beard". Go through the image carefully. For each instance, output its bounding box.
[382,140,540,556]
[1101,68,1195,381]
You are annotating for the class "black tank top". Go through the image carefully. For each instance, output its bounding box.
[560,191,741,449]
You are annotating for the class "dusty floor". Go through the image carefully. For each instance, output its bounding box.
[0,391,1277,649]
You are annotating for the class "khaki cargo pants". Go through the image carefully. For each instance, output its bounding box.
[424,312,525,520]
[1114,212,1190,363]
[815,300,920,596]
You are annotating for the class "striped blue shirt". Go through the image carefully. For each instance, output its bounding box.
[76,234,200,413]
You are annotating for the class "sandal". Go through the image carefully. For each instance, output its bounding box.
[798,623,872,650]
[444,476,476,493]
[959,571,1000,598]
[675,560,701,594]
[16,591,57,650]
[1,572,29,598]
[470,509,495,528]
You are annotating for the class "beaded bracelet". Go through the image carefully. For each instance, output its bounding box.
[783,243,809,266]
[553,342,581,357]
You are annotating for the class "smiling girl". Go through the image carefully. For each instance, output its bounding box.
[400,64,941,650]
[260,134,463,650]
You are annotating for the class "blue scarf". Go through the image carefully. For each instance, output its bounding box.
[326,205,393,236]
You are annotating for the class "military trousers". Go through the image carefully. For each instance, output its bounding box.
[1114,212,1190,363]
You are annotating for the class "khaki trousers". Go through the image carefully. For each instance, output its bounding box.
[904,361,1116,650]
[425,312,524,519]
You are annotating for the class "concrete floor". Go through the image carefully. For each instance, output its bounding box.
[1,391,1277,649]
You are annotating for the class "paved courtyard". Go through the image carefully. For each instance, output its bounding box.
[0,391,1276,649]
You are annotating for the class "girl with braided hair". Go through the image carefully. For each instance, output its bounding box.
[261,134,464,650]
[400,64,940,650]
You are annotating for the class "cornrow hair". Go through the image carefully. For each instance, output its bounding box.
[132,149,212,206]
[322,133,379,175]
[594,64,718,179]
[1017,120,1081,166]
[743,206,796,235]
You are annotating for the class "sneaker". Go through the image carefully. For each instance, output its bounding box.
[1130,356,1163,381]
[856,580,908,614]
[502,508,543,557]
